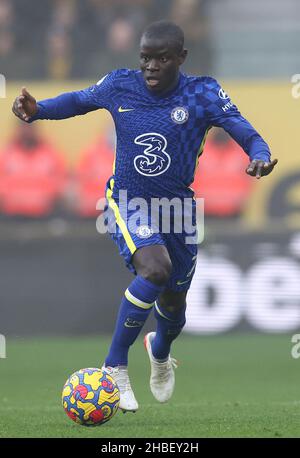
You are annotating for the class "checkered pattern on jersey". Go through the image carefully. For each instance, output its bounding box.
[84,70,270,200]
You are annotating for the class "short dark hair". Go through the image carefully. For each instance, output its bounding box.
[141,20,184,54]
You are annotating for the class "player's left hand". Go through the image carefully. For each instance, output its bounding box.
[246,158,278,179]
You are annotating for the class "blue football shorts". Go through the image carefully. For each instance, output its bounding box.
[104,180,198,292]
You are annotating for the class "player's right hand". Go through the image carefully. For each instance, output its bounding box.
[12,87,38,122]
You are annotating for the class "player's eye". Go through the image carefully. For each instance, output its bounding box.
[160,57,168,63]
[141,56,149,63]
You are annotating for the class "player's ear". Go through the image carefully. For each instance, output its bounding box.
[178,48,188,65]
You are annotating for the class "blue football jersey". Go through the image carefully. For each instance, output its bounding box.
[31,68,271,200]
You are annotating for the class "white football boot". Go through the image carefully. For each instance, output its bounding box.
[144,332,178,403]
[101,365,138,413]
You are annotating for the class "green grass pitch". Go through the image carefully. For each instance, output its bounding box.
[1,334,299,438]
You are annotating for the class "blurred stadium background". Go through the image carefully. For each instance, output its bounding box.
[1,0,300,336]
[1,0,300,438]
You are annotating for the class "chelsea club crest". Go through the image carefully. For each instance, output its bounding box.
[136,225,154,239]
[171,106,189,124]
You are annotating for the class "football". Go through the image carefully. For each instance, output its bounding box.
[62,367,120,426]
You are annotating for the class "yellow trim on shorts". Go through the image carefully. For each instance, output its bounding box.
[125,289,154,309]
[106,178,136,254]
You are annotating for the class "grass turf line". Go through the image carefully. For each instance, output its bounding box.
[0,334,299,438]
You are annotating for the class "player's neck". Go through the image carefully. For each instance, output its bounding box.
[164,74,180,94]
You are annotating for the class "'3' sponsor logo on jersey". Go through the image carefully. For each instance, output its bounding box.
[134,132,171,177]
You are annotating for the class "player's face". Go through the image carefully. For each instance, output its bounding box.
[140,36,187,94]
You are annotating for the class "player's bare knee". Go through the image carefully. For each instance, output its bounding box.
[143,259,172,286]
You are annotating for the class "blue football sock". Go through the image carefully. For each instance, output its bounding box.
[151,302,186,361]
[105,275,165,367]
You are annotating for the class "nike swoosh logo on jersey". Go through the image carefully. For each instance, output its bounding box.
[118,106,135,113]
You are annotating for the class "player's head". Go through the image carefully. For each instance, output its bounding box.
[140,20,187,94]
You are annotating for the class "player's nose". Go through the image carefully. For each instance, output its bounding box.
[146,59,159,72]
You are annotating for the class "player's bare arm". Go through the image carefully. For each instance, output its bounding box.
[246,158,278,179]
[12,87,38,122]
